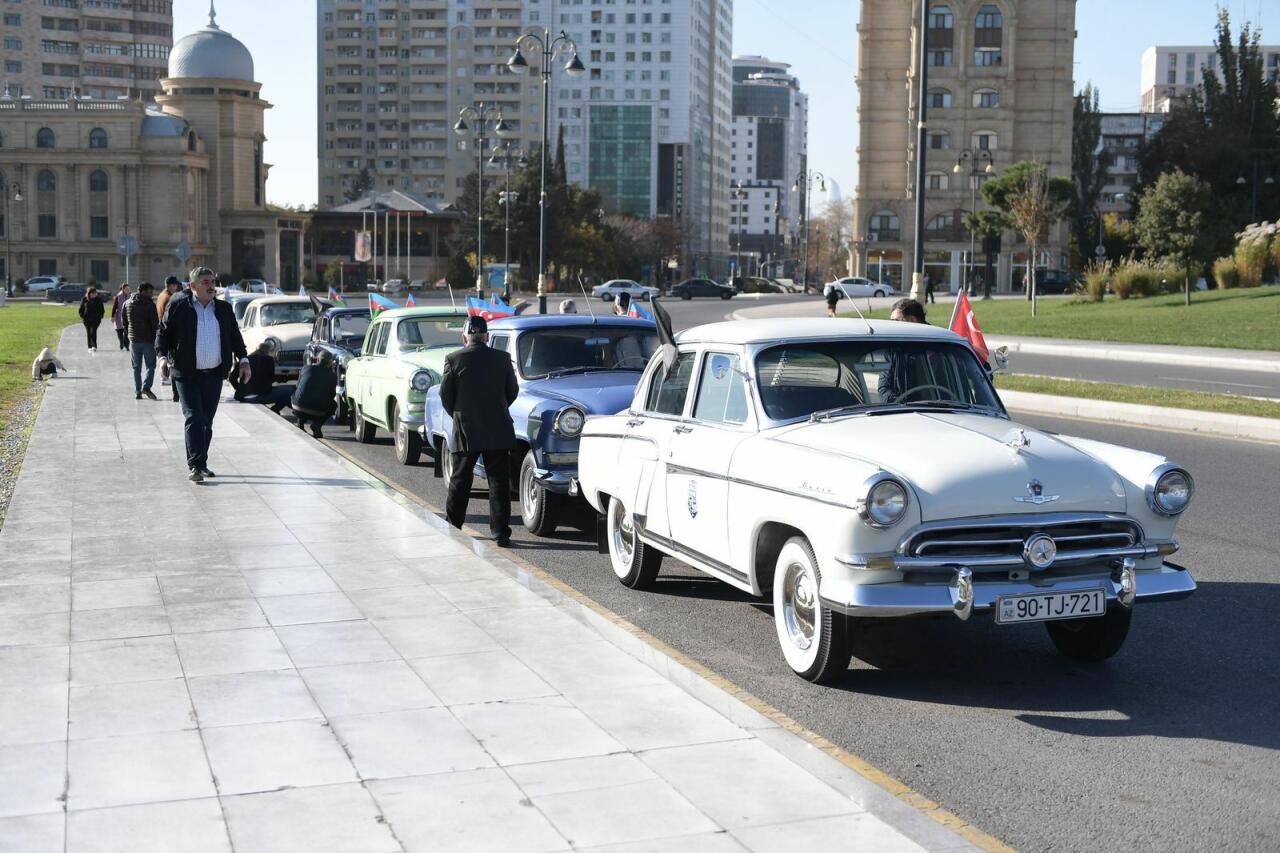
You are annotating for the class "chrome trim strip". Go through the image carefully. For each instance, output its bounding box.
[664,462,855,510]
[896,512,1146,556]
[633,519,750,584]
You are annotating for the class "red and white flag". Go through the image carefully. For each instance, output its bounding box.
[949,291,990,363]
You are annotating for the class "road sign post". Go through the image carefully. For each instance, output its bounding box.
[116,234,139,286]
[174,241,193,271]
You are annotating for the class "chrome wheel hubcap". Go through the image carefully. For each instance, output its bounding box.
[782,562,816,651]
[395,421,405,450]
[521,465,540,519]
[611,503,634,563]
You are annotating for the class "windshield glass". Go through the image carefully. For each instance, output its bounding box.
[755,340,1000,421]
[259,302,317,326]
[517,326,659,379]
[396,317,466,349]
[334,314,370,341]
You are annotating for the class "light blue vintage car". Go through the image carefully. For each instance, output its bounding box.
[423,314,658,536]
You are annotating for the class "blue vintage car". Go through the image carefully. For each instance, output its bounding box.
[422,314,658,536]
[304,306,372,425]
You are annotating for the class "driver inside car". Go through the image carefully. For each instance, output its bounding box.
[877,298,947,404]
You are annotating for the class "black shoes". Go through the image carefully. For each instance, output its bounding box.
[135,393,142,400]
[495,537,511,548]
[142,389,157,400]
[188,469,204,483]
[310,424,324,439]
[198,467,216,478]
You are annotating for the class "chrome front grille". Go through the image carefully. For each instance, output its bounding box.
[895,513,1150,572]
[277,350,305,367]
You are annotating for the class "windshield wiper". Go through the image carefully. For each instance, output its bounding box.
[903,400,973,410]
[546,366,613,378]
[808,405,866,423]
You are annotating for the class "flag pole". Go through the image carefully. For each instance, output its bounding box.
[948,290,961,330]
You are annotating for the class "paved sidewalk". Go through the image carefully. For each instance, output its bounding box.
[0,328,979,853]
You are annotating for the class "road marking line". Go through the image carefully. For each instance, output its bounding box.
[323,439,1015,853]
[1157,376,1274,391]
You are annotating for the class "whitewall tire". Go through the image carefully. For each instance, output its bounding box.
[606,496,662,589]
[772,537,851,683]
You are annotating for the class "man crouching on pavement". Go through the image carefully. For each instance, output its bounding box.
[439,314,519,547]
[155,267,251,483]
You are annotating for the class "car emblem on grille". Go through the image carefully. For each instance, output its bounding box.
[1023,533,1058,569]
[687,480,698,518]
[1013,479,1059,505]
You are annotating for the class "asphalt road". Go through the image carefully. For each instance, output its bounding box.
[311,350,1280,851]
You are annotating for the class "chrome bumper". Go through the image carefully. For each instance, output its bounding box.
[820,562,1196,619]
[534,469,579,496]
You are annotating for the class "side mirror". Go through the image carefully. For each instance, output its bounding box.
[991,345,1010,373]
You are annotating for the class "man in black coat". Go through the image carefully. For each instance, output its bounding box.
[439,315,519,546]
[155,267,251,482]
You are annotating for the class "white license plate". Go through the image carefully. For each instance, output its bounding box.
[995,588,1106,625]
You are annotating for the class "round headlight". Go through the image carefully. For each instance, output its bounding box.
[1148,465,1193,516]
[411,370,433,392]
[860,476,908,528]
[263,336,282,355]
[553,406,586,438]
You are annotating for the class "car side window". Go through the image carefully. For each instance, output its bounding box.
[645,351,695,416]
[693,353,749,425]
[367,322,388,356]
[490,335,510,352]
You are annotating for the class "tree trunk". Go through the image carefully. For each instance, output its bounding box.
[1185,265,1192,307]
[1030,242,1038,318]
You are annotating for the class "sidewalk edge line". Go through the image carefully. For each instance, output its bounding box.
[320,438,1012,853]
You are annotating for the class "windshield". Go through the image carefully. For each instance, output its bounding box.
[755,340,1000,421]
[334,314,370,341]
[396,317,466,350]
[517,327,659,379]
[259,302,318,327]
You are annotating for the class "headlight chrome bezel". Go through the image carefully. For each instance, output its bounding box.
[552,406,586,438]
[858,472,910,529]
[410,370,434,393]
[262,335,282,355]
[1146,463,1194,517]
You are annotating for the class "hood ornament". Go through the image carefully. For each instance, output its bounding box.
[1013,479,1059,505]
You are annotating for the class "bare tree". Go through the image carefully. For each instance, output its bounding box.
[982,161,1073,316]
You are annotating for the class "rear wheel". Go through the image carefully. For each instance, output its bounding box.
[874,289,887,298]
[606,496,662,589]
[336,394,350,427]
[720,292,732,300]
[519,450,561,537]
[345,398,357,432]
[440,439,456,483]
[1045,606,1132,662]
[354,404,376,444]
[392,402,422,465]
[681,293,692,301]
[601,293,614,302]
[772,537,851,683]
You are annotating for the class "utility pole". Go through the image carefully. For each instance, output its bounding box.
[910,0,931,303]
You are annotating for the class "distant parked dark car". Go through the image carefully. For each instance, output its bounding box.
[51,283,88,303]
[305,306,372,425]
[731,276,786,294]
[1033,269,1078,295]
[671,278,735,300]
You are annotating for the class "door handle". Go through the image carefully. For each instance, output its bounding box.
[626,418,644,427]
[672,425,693,434]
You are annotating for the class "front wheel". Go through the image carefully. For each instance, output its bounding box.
[440,439,456,483]
[1045,606,1132,662]
[773,537,851,683]
[681,293,691,301]
[519,451,561,537]
[392,403,423,465]
[601,293,614,302]
[354,405,376,444]
[720,292,732,300]
[606,496,662,589]
[345,399,357,431]
[874,289,887,298]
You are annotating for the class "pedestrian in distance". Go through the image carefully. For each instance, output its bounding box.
[155,266,251,483]
[157,277,182,400]
[825,286,840,318]
[557,299,578,314]
[439,314,519,547]
[123,282,159,400]
[110,284,131,350]
[231,341,292,413]
[31,347,67,382]
[924,273,936,305]
[290,350,338,439]
[78,286,105,350]
[613,291,632,317]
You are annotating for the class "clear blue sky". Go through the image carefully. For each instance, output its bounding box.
[176,0,1268,209]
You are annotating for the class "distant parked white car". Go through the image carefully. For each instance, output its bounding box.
[25,275,63,293]
[239,296,328,380]
[592,279,660,302]
[823,277,895,299]
[382,279,407,294]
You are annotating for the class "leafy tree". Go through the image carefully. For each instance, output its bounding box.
[962,209,1012,299]
[1135,169,1215,306]
[445,253,475,292]
[344,167,374,203]
[981,161,1073,314]
[323,258,344,292]
[1070,84,1108,272]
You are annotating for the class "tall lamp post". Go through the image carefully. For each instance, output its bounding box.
[455,103,513,297]
[953,148,994,295]
[507,29,586,314]
[490,140,528,302]
[2,176,22,298]
[1236,162,1276,223]
[731,181,746,279]
[792,169,825,292]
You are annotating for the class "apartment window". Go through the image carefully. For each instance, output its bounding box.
[973,5,1003,65]
[3,38,19,51]
[1167,69,1176,85]
[90,260,109,283]
[37,167,57,239]
[869,211,901,241]
[973,88,1000,108]
[927,130,951,150]
[88,170,109,240]
[2,14,20,27]
[88,128,108,149]
[928,88,951,109]
[973,130,997,150]
[36,128,56,149]
[926,5,953,67]
[1184,68,1194,85]
[927,172,948,190]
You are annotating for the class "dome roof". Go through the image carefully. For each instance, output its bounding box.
[167,6,254,82]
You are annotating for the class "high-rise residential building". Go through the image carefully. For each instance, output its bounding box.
[853,1,1076,294]
[1096,112,1164,220]
[315,0,544,209]
[728,56,807,276]
[0,0,174,101]
[549,0,733,278]
[1140,44,1280,113]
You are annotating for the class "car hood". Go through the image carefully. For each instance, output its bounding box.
[771,411,1127,521]
[255,323,313,346]
[523,370,642,415]
[396,346,461,376]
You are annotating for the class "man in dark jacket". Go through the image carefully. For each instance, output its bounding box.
[291,351,338,439]
[155,267,251,482]
[123,282,159,400]
[156,277,183,400]
[439,315,519,546]
[78,287,105,350]
[231,342,292,413]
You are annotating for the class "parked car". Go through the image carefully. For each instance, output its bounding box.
[222,292,265,327]
[423,315,659,534]
[25,275,63,294]
[670,278,735,300]
[576,318,1196,683]
[50,282,89,303]
[823,277,895,299]
[305,306,372,425]
[239,296,330,380]
[732,276,786,294]
[409,280,428,291]
[1032,269,1077,295]
[381,279,407,294]
[343,306,471,465]
[592,279,660,302]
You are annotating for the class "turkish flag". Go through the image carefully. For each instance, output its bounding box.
[950,291,990,363]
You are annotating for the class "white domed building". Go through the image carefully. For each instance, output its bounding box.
[0,6,305,290]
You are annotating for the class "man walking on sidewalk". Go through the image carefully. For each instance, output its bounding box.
[110,284,131,349]
[155,267,251,482]
[123,282,159,400]
[156,277,182,401]
[439,315,519,546]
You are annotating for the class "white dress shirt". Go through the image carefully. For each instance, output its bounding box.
[192,298,222,370]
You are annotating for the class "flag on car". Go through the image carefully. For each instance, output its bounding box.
[949,291,990,363]
[307,293,328,318]
[370,292,398,317]
[466,295,514,321]
[488,293,514,319]
[627,301,653,321]
[327,286,346,306]
[405,292,417,307]
[271,286,285,295]
[297,284,306,296]
[650,298,678,373]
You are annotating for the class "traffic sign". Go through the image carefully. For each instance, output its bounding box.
[1094,245,1106,258]
[116,235,139,257]
[174,242,192,265]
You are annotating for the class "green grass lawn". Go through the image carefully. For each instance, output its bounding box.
[995,374,1280,420]
[0,304,77,431]
[857,286,1280,351]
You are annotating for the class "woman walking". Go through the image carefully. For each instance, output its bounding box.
[110,284,131,350]
[78,287,105,351]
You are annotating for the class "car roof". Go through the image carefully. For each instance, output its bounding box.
[677,318,961,346]
[321,306,370,319]
[372,306,470,321]
[253,296,321,305]
[227,293,264,303]
[488,315,656,331]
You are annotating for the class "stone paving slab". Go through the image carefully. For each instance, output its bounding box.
[0,328,979,852]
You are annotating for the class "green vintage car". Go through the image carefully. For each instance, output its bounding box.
[343,306,470,465]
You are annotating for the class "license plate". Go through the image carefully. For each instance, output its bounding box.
[995,588,1106,625]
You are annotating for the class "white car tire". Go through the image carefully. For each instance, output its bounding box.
[772,537,851,683]
[606,496,662,589]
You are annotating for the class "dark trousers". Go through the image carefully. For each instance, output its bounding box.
[130,342,156,394]
[115,327,128,349]
[236,385,293,411]
[84,322,99,349]
[446,448,511,539]
[175,369,223,471]
[39,363,57,379]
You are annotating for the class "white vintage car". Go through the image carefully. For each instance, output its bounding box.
[239,296,327,380]
[576,319,1196,683]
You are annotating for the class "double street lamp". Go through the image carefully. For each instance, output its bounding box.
[2,176,22,298]
[792,169,825,291]
[1236,162,1276,223]
[454,103,514,296]
[953,149,994,295]
[507,29,586,314]
[731,181,747,278]
[489,140,528,302]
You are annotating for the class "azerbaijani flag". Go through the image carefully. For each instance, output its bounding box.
[466,295,514,321]
[271,286,286,295]
[488,293,514,319]
[327,286,346,306]
[370,292,398,317]
[405,292,417,307]
[627,301,653,321]
[297,284,306,296]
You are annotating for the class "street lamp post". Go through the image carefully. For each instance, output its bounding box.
[953,149,994,296]
[507,29,586,314]
[731,181,746,280]
[2,177,22,298]
[792,169,825,292]
[455,103,514,297]
[490,141,528,302]
[1236,161,1276,223]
